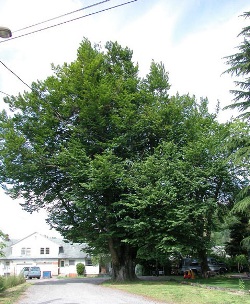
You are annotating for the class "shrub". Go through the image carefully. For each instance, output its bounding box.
[4,274,26,289]
[235,254,249,272]
[0,276,5,292]
[0,274,25,293]
[76,263,85,276]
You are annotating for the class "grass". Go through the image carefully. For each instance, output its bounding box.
[174,275,250,290]
[0,283,29,304]
[0,275,26,290]
[0,275,28,304]
[1,275,249,304]
[104,276,250,304]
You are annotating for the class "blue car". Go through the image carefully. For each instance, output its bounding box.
[20,266,30,278]
[21,266,41,279]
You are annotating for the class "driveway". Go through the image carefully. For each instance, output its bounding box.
[16,277,165,304]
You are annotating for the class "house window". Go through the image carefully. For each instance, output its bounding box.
[40,247,50,254]
[69,260,75,266]
[21,247,31,256]
[59,246,64,253]
[60,260,65,267]
[85,258,92,266]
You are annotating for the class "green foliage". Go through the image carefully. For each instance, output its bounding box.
[239,278,245,290]
[223,11,250,120]
[235,254,249,272]
[125,110,241,260]
[226,120,250,217]
[225,214,250,257]
[0,275,26,292]
[76,263,85,276]
[0,230,6,257]
[4,274,26,288]
[91,254,111,267]
[106,278,250,304]
[0,276,5,292]
[0,38,247,280]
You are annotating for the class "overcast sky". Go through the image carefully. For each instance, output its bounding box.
[0,0,250,239]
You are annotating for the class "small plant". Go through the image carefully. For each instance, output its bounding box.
[235,254,248,273]
[76,263,85,276]
[4,274,26,289]
[239,278,245,290]
[0,274,25,293]
[0,276,5,292]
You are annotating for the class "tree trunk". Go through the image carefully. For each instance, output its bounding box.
[108,238,137,281]
[198,249,209,277]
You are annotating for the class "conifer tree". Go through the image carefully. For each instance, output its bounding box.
[224,11,250,120]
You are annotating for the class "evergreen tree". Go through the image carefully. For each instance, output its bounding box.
[225,214,249,257]
[224,11,250,120]
[223,11,250,248]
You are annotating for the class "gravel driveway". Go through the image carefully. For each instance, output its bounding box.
[16,277,165,304]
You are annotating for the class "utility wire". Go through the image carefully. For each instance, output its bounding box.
[0,0,138,95]
[0,60,47,99]
[13,0,111,33]
[0,0,138,44]
[0,90,11,97]
[0,60,32,91]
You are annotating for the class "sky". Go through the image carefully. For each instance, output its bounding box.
[0,0,250,239]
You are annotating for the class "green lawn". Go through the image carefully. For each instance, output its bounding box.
[104,276,250,304]
[174,275,250,290]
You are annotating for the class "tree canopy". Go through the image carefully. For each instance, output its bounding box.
[223,11,250,250]
[224,11,250,120]
[0,230,6,257]
[0,39,246,280]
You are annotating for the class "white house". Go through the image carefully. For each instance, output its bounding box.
[0,232,99,277]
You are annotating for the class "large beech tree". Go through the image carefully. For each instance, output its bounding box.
[122,96,244,273]
[0,39,171,281]
[0,39,244,280]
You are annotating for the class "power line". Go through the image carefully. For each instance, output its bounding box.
[13,0,111,33]
[0,0,138,95]
[0,0,138,44]
[0,60,32,91]
[0,90,11,97]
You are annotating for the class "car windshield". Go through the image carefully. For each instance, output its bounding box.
[30,267,40,271]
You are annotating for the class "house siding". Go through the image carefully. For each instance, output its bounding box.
[0,232,99,277]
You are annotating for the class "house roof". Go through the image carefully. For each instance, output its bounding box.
[0,232,89,260]
[7,232,39,245]
[50,238,89,259]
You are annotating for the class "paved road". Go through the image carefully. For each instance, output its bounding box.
[16,277,165,304]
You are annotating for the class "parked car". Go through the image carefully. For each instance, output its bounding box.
[207,258,228,274]
[21,266,41,279]
[20,266,30,278]
[28,266,41,279]
[178,258,201,275]
[178,257,228,275]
